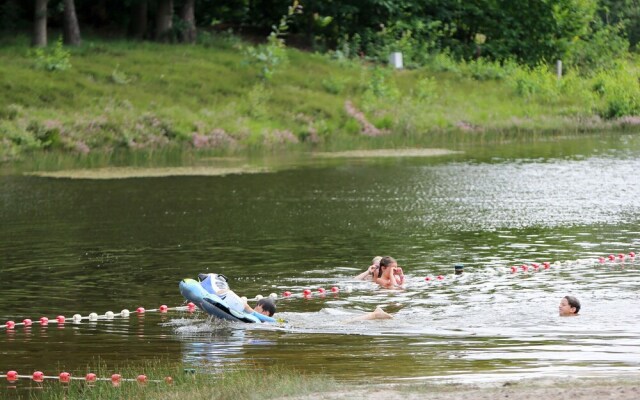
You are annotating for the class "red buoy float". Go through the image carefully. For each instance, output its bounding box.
[159,305,168,313]
[283,291,292,297]
[32,371,44,382]
[85,373,97,383]
[23,319,33,327]
[6,371,18,382]
[39,317,49,326]
[5,321,15,329]
[136,307,145,314]
[330,286,339,293]
[59,372,71,383]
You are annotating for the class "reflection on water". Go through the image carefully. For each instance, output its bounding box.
[1,133,640,383]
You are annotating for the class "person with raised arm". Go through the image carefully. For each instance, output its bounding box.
[375,256,405,288]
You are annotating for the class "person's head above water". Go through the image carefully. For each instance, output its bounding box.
[559,295,580,316]
[377,256,397,277]
[255,298,276,316]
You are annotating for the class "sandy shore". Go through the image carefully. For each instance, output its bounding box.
[289,378,639,400]
[313,148,461,158]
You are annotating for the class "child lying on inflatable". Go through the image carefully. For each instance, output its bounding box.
[180,273,277,323]
[181,273,395,324]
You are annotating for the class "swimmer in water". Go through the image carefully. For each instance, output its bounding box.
[343,306,394,322]
[355,256,383,280]
[559,295,580,316]
[375,256,405,288]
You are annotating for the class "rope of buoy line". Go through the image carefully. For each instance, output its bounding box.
[4,370,173,386]
[2,303,197,331]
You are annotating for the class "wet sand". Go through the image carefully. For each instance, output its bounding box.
[313,148,462,158]
[27,166,269,179]
[290,379,639,400]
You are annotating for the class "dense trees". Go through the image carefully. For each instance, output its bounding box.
[0,0,638,67]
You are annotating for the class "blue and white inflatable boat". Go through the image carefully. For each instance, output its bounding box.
[179,274,272,323]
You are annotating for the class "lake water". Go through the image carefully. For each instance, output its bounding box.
[1,133,640,385]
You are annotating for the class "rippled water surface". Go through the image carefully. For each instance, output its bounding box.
[1,133,640,384]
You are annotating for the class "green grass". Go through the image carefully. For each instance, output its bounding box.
[10,361,339,400]
[1,34,640,162]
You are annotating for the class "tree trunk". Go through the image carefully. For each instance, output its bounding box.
[63,0,81,46]
[130,0,148,40]
[179,0,196,44]
[155,0,173,42]
[32,0,48,47]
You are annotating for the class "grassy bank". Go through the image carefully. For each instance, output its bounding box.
[2,34,640,162]
[17,367,639,400]
[4,362,338,400]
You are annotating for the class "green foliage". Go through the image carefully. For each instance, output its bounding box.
[243,0,302,81]
[508,64,561,101]
[467,59,515,81]
[365,67,399,99]
[598,0,640,49]
[2,0,636,74]
[32,37,72,72]
[343,118,361,135]
[592,64,640,118]
[322,76,349,94]
[197,29,242,49]
[565,24,629,72]
[373,115,394,130]
[0,119,41,151]
[110,65,131,85]
[414,76,438,103]
[27,120,63,149]
[334,34,363,60]
[1,34,638,161]
[426,52,461,74]
[368,19,442,68]
[245,83,272,119]
[0,104,23,121]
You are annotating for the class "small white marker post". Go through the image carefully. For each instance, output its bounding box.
[389,52,403,69]
[556,59,562,79]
